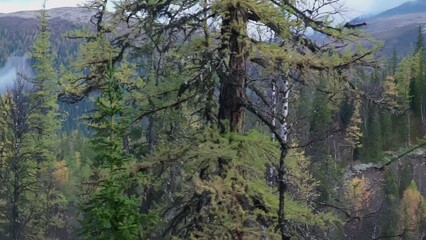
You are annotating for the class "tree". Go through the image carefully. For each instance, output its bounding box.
[0,6,68,238]
[395,53,416,146]
[60,0,380,238]
[399,181,426,239]
[79,60,152,239]
[0,80,37,239]
[26,6,67,238]
[409,26,426,128]
[379,169,399,237]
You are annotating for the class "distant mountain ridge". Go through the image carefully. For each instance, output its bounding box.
[352,0,426,55]
[0,7,95,64]
[375,0,426,18]
[0,7,95,23]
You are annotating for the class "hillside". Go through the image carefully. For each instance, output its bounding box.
[0,7,95,23]
[375,0,426,18]
[0,7,94,66]
[363,0,426,54]
[0,7,96,132]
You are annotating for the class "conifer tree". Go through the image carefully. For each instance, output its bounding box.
[410,26,426,125]
[0,81,37,239]
[0,5,67,238]
[80,60,148,239]
[26,5,66,238]
[62,0,380,239]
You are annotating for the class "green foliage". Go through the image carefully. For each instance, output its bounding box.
[143,127,340,239]
[312,157,344,203]
[0,8,69,239]
[81,173,144,240]
[80,62,153,239]
[379,169,399,237]
[1,0,413,239]
[360,103,384,162]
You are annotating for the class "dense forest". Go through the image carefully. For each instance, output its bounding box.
[1,0,426,239]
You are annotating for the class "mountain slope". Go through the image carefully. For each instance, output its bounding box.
[375,0,426,18]
[0,7,95,23]
[0,7,95,64]
[362,0,426,55]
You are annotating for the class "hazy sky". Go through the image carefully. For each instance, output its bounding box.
[0,0,414,14]
[344,0,411,16]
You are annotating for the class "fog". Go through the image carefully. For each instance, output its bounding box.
[0,55,32,93]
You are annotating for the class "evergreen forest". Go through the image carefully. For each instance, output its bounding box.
[1,0,426,239]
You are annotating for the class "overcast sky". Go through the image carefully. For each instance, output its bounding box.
[0,0,414,15]
[343,0,411,16]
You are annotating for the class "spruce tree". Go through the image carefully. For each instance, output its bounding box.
[26,6,66,238]
[80,61,148,239]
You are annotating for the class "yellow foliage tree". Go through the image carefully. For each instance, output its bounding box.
[52,160,70,187]
[399,180,426,239]
[347,176,373,216]
[286,149,319,203]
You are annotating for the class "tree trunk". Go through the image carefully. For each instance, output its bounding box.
[218,3,248,133]
[272,78,277,141]
[278,76,291,240]
[278,147,290,240]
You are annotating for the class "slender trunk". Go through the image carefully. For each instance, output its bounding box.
[278,75,290,240]
[278,147,290,240]
[421,96,424,124]
[334,140,338,161]
[408,112,411,147]
[419,165,422,191]
[266,77,278,187]
[272,78,277,141]
[280,77,289,142]
[12,166,19,240]
[142,115,156,214]
[147,115,156,152]
[12,137,22,240]
[218,3,248,133]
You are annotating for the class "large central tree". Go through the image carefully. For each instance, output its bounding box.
[62,0,380,238]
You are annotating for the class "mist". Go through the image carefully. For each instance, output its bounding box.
[0,55,32,93]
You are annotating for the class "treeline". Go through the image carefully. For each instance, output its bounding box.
[1,0,426,239]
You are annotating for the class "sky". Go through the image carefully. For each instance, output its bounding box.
[343,0,411,16]
[0,0,414,14]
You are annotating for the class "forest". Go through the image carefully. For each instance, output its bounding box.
[1,0,426,239]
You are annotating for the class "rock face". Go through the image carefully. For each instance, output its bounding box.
[343,147,426,239]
